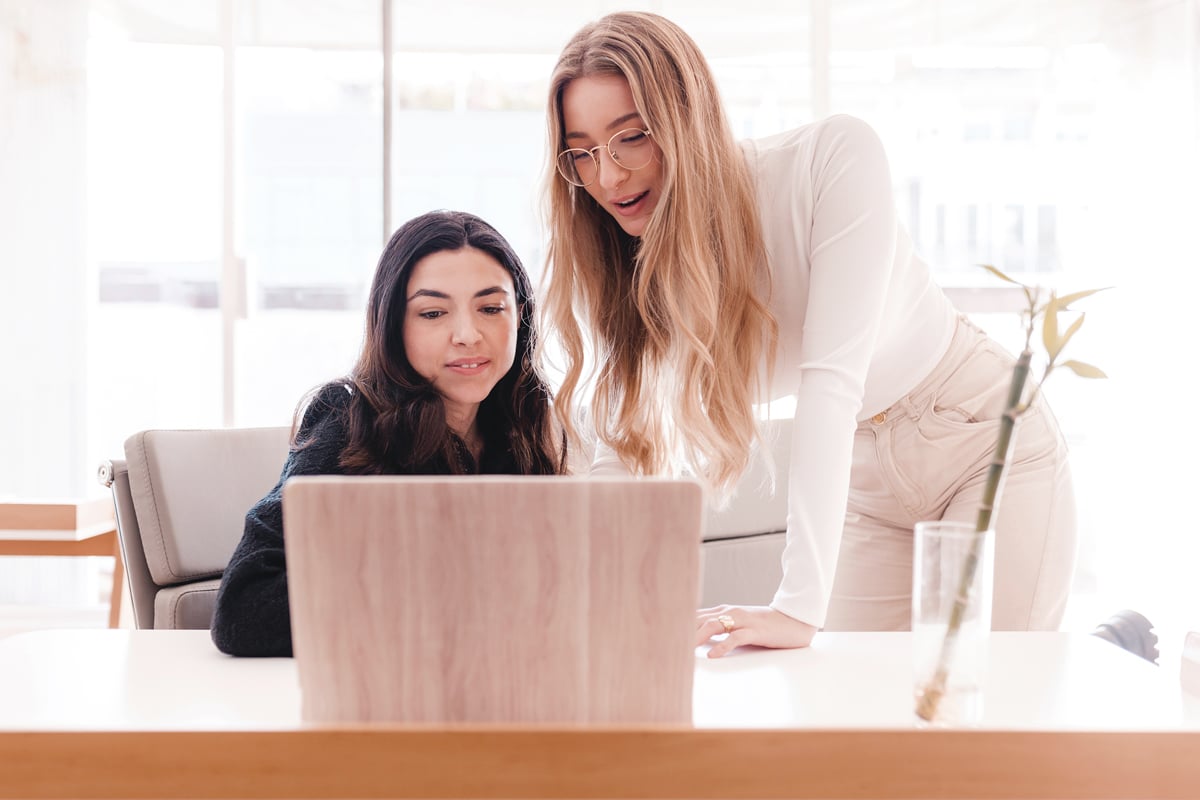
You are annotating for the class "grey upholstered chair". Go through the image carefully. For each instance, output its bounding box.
[97,420,788,629]
[698,417,789,607]
[98,427,291,629]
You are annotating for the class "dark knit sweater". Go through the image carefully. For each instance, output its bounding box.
[210,383,519,657]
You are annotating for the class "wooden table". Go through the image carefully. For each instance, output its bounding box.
[1,629,1198,799]
[0,498,123,628]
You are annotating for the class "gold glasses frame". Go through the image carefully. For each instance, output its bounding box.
[555,128,655,188]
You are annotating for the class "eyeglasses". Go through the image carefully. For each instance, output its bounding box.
[555,128,655,188]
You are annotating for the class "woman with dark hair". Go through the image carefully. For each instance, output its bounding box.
[212,210,565,657]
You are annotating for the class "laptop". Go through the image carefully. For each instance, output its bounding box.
[281,475,703,725]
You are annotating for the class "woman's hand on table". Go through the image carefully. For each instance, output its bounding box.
[696,605,817,658]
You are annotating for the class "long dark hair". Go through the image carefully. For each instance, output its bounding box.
[301,210,564,475]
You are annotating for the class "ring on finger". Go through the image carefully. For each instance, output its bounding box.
[717,614,735,634]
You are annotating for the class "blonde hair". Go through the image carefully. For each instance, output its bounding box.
[542,11,777,492]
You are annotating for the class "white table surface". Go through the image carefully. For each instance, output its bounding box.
[0,628,1195,731]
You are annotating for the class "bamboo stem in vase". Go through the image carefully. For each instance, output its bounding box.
[914,348,1031,722]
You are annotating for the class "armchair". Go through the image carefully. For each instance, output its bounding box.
[98,427,291,629]
[96,419,788,629]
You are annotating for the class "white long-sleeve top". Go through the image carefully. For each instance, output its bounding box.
[593,114,959,628]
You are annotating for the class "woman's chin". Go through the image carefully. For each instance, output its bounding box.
[616,215,650,237]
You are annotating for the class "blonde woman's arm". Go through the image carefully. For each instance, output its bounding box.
[698,115,898,657]
[773,116,896,635]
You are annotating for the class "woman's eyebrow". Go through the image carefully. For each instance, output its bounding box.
[407,288,449,301]
[564,111,642,141]
[407,286,511,301]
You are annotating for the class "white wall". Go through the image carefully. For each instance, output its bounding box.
[1,0,90,498]
[0,0,95,604]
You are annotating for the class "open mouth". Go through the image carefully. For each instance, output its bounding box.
[611,190,650,218]
[615,190,648,209]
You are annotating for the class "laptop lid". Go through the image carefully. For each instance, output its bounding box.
[282,475,703,724]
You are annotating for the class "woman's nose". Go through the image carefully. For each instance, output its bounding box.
[595,148,628,190]
[452,318,482,345]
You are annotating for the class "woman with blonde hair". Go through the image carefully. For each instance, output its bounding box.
[543,11,1077,656]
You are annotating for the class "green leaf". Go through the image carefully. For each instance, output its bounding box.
[1056,287,1111,309]
[980,264,1023,287]
[1053,311,1086,357]
[1042,292,1061,359]
[1061,359,1108,379]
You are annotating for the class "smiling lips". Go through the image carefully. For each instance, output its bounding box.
[611,190,649,216]
[447,358,489,374]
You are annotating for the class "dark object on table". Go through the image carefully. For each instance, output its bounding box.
[1091,609,1159,664]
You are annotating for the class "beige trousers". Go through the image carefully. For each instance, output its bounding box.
[822,315,1077,632]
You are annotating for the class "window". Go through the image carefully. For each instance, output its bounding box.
[3,0,1198,648]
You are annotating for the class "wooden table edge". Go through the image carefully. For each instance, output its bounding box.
[4,728,1200,799]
